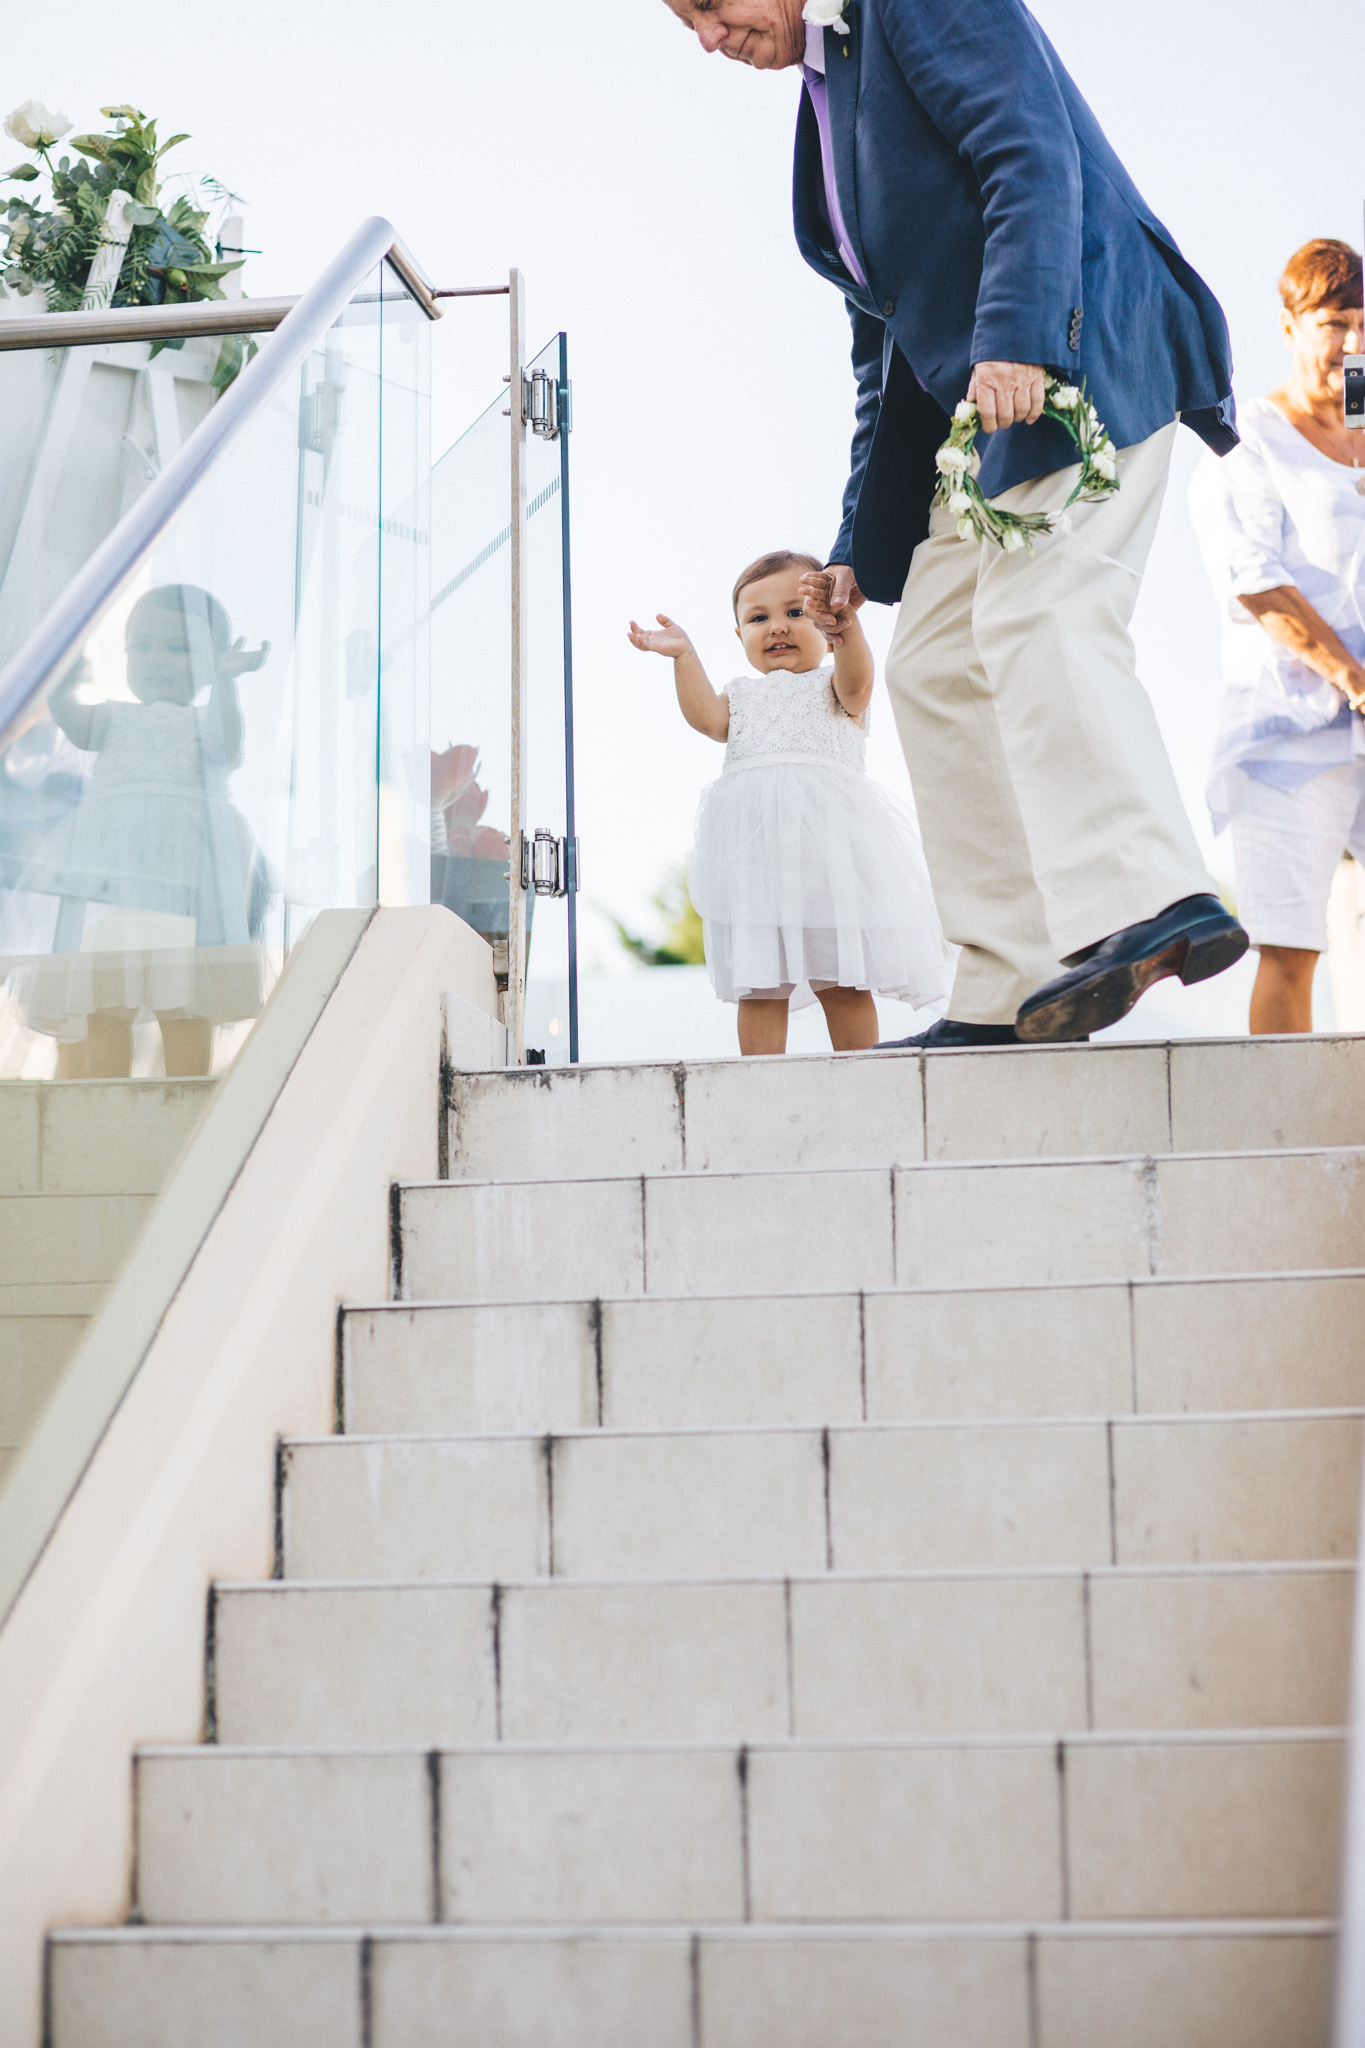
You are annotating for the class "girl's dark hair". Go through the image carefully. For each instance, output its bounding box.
[732,549,824,619]
[1279,239,1363,319]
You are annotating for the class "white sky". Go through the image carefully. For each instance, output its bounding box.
[5,0,1363,968]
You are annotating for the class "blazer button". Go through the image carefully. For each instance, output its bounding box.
[882,299,895,317]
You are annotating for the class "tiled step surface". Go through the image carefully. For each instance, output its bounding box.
[132,1733,1344,1928]
[0,1197,153,1479]
[211,1565,1352,1747]
[341,1272,1365,1433]
[445,1037,1365,1179]
[0,1078,213,1196]
[397,1148,1365,1298]
[44,1041,1365,2045]
[0,1192,154,1288]
[0,1078,216,1473]
[47,1919,1335,2048]
[280,1415,1364,1584]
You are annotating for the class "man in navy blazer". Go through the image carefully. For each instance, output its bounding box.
[664,0,1249,1044]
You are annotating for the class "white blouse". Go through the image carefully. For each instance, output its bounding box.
[1188,394,1365,828]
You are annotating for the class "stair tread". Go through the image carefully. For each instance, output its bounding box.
[51,1914,1340,1940]
[291,1407,1365,1444]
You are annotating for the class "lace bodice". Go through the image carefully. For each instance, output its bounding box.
[723,665,866,772]
[88,701,227,800]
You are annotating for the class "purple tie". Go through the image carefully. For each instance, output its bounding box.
[803,69,868,290]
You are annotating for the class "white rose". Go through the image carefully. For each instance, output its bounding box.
[803,0,850,30]
[947,490,973,517]
[954,400,979,427]
[936,446,969,476]
[1091,446,1118,481]
[1050,384,1081,411]
[956,515,979,542]
[1001,527,1027,553]
[4,99,72,150]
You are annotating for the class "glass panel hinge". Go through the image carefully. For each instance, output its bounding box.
[523,369,572,440]
[520,830,580,897]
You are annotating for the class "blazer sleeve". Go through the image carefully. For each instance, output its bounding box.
[829,299,887,569]
[876,0,1084,370]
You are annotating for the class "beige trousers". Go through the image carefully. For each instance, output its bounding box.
[884,423,1215,1025]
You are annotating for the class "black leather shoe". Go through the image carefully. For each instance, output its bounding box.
[876,1018,1021,1050]
[1015,894,1249,1043]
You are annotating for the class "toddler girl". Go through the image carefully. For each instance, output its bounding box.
[17,583,269,1077]
[629,549,951,1055]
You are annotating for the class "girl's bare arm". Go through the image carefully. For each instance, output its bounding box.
[628,614,730,740]
[47,661,103,750]
[799,572,875,720]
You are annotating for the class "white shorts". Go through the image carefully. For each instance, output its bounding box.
[1227,764,1365,952]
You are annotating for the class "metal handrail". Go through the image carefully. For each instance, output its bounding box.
[0,215,436,749]
[0,297,299,351]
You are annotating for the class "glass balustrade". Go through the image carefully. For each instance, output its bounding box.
[428,331,578,1060]
[0,328,246,672]
[523,333,578,1066]
[0,258,431,1082]
[0,239,442,1533]
[428,385,516,983]
[0,233,577,1541]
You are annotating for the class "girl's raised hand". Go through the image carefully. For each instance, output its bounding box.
[628,614,694,659]
[218,636,272,682]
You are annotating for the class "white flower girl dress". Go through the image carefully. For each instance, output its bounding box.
[686,664,953,1008]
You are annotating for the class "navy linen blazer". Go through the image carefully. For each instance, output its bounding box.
[798,0,1238,603]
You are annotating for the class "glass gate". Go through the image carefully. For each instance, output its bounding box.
[428,317,578,1064]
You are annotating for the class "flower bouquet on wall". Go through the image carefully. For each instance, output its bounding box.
[1,101,252,383]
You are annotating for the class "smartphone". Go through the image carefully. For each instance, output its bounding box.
[1348,354,1365,429]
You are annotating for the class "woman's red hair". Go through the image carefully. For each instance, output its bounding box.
[1279,239,1363,318]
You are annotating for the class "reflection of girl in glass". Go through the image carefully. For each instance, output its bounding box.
[26,583,270,1077]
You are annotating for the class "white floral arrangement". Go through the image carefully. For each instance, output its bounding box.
[803,0,851,34]
[935,376,1120,552]
[5,100,72,151]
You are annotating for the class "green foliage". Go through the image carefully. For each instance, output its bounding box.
[612,867,708,968]
[0,103,245,315]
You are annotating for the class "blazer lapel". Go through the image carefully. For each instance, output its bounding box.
[821,6,873,297]
[793,85,846,289]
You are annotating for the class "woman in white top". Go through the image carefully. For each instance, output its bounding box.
[1189,238,1365,1033]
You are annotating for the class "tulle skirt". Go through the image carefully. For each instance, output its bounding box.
[687,756,953,1009]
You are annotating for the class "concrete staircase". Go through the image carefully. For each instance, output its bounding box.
[47,1039,1365,2046]
[0,1080,213,1488]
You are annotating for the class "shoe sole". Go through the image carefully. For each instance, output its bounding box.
[1016,920,1249,1044]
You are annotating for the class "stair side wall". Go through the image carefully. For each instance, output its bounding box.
[0,905,498,2048]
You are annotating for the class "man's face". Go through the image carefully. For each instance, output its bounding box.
[663,0,807,71]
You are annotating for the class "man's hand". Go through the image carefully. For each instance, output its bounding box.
[628,614,695,659]
[968,362,1047,434]
[802,566,866,644]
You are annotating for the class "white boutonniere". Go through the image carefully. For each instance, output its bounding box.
[803,0,851,35]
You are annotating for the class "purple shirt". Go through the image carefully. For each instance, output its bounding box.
[802,25,868,290]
